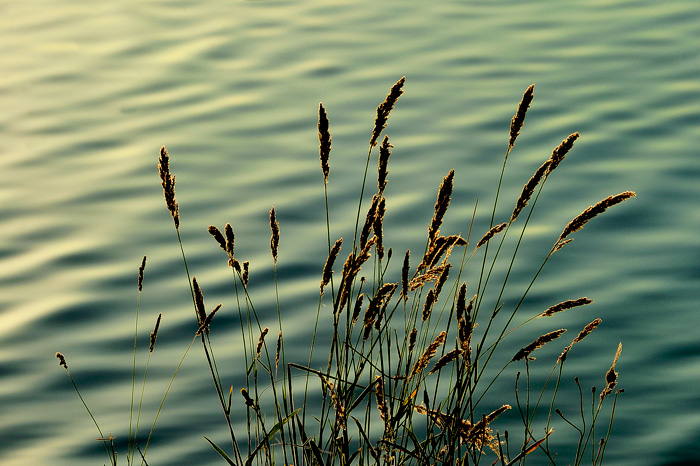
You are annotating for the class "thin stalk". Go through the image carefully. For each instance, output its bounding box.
[199,334,242,463]
[544,362,566,452]
[270,255,290,466]
[473,146,511,322]
[352,147,374,253]
[131,349,153,465]
[63,369,115,466]
[142,335,197,464]
[127,278,142,463]
[597,391,622,465]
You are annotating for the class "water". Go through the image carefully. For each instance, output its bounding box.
[1,0,699,464]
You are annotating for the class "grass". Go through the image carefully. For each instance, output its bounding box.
[57,77,634,466]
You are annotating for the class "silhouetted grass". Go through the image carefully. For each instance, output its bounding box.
[57,78,633,466]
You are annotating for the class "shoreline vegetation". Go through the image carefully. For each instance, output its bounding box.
[57,77,634,466]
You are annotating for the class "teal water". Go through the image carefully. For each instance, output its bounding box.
[1,1,699,465]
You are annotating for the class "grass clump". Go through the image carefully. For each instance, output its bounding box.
[57,77,633,466]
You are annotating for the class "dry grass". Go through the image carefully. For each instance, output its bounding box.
[57,79,634,466]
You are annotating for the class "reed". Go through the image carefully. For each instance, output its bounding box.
[57,79,634,466]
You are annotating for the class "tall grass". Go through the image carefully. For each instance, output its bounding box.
[57,78,633,466]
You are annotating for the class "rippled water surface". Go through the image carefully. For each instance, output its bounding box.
[2,1,699,465]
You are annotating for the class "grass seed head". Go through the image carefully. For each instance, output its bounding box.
[428,170,455,246]
[149,313,162,352]
[360,194,381,250]
[420,235,466,270]
[408,327,417,354]
[456,282,467,320]
[377,136,392,193]
[351,293,364,326]
[363,283,397,338]
[433,263,451,299]
[137,255,147,292]
[318,103,331,183]
[242,261,250,287]
[192,277,207,328]
[547,132,580,175]
[512,329,567,362]
[256,327,269,358]
[56,352,68,369]
[370,76,406,148]
[573,318,602,344]
[409,264,450,291]
[600,343,622,401]
[429,348,462,375]
[559,318,603,362]
[321,238,343,295]
[224,223,235,259]
[508,84,535,149]
[269,207,280,263]
[374,375,389,423]
[411,331,447,378]
[422,288,436,322]
[476,222,508,249]
[558,191,636,243]
[275,331,282,372]
[553,238,574,252]
[511,160,551,223]
[158,146,180,229]
[401,250,410,301]
[208,225,227,253]
[199,304,221,335]
[373,197,387,260]
[538,297,593,318]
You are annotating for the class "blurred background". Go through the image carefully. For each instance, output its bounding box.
[1,1,698,465]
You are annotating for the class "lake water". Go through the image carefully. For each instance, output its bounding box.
[2,1,699,465]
